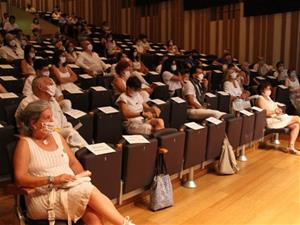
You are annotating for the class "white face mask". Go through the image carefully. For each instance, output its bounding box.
[264,90,272,97]
[123,70,131,80]
[230,72,238,80]
[171,65,177,72]
[60,56,66,64]
[68,47,74,52]
[198,73,204,81]
[42,70,50,77]
[9,40,16,47]
[46,84,56,96]
[87,44,93,51]
[29,52,35,58]
[133,52,138,57]
[41,121,55,134]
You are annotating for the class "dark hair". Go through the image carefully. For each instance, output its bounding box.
[160,58,177,75]
[24,44,34,63]
[9,15,16,22]
[257,82,271,95]
[190,64,203,76]
[126,76,141,90]
[52,49,66,67]
[129,48,139,62]
[34,59,49,71]
[276,60,284,68]
[115,60,130,76]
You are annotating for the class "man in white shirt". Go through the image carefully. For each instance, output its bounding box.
[3,15,19,32]
[161,60,182,96]
[0,33,24,61]
[16,76,87,152]
[253,57,272,77]
[182,67,225,120]
[76,40,111,75]
[273,61,288,82]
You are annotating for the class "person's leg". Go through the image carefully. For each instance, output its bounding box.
[148,118,165,131]
[82,206,104,225]
[288,123,300,152]
[87,188,127,225]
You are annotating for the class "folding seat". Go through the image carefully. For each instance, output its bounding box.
[251,106,267,142]
[210,70,224,91]
[205,92,218,110]
[68,64,84,75]
[64,109,94,144]
[89,86,113,110]
[76,145,122,200]
[0,123,15,176]
[97,75,114,90]
[0,92,21,122]
[93,106,122,144]
[205,117,226,160]
[149,99,171,128]
[217,91,230,113]
[152,128,186,175]
[145,71,162,84]
[63,90,89,112]
[141,53,159,71]
[169,97,187,129]
[0,76,24,94]
[266,75,277,86]
[121,139,158,194]
[0,64,16,76]
[225,116,243,150]
[275,84,294,114]
[150,82,170,101]
[78,74,97,90]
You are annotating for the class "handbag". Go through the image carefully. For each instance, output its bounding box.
[149,153,173,211]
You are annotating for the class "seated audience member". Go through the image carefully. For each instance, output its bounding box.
[31,17,41,33]
[51,50,79,91]
[130,48,149,74]
[25,4,36,13]
[0,33,24,61]
[112,60,132,97]
[139,34,151,52]
[256,82,300,155]
[166,39,180,55]
[240,61,251,89]
[55,40,66,51]
[117,77,164,135]
[76,40,111,75]
[161,59,183,96]
[182,67,225,120]
[285,70,300,114]
[20,45,36,78]
[16,76,87,152]
[101,20,112,35]
[273,60,288,83]
[213,53,234,68]
[3,15,19,32]
[14,100,135,225]
[156,56,168,74]
[30,28,42,42]
[59,13,68,34]
[1,12,9,26]
[224,68,251,111]
[135,38,146,55]
[110,52,130,75]
[105,33,121,56]
[51,8,61,20]
[65,41,78,63]
[253,56,273,77]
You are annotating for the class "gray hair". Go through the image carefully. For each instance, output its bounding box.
[19,100,50,136]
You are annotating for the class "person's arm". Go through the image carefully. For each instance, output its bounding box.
[256,96,277,117]
[20,60,34,78]
[170,74,182,81]
[66,66,78,82]
[113,77,126,93]
[0,83,7,93]
[186,94,202,109]
[140,62,149,74]
[60,134,84,175]
[76,53,89,71]
[118,101,142,119]
[14,138,75,188]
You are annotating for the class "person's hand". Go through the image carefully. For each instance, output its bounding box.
[151,106,161,118]
[142,111,153,119]
[275,107,282,115]
[53,174,76,185]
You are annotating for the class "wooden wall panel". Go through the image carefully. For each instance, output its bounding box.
[10,0,300,70]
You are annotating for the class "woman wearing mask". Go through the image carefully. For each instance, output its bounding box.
[112,60,132,98]
[285,70,300,114]
[224,68,251,111]
[256,82,300,155]
[105,34,121,56]
[166,40,180,55]
[0,33,24,61]
[130,48,149,74]
[21,45,36,78]
[161,59,182,96]
[65,42,78,63]
[51,50,79,91]
[31,17,41,33]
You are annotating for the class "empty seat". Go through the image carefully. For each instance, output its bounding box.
[252,107,267,141]
[150,82,170,101]
[63,90,89,112]
[205,92,218,110]
[78,74,97,90]
[239,110,256,146]
[225,116,243,149]
[89,86,113,110]
[0,123,15,176]
[149,99,171,128]
[169,97,187,129]
[0,93,21,122]
[217,91,230,113]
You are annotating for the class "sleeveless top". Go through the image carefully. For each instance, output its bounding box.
[24,132,74,192]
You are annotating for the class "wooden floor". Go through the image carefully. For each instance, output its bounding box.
[1,140,300,225]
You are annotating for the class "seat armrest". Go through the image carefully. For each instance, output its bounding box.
[6,183,36,195]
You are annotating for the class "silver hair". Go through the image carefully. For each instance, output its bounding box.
[19,100,50,136]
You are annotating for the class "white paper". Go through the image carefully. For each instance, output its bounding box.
[278,85,288,89]
[122,135,150,144]
[205,92,216,98]
[43,41,51,44]
[239,109,254,116]
[149,71,159,75]
[0,123,3,128]
[86,143,115,155]
[65,109,86,119]
[0,92,18,99]
[152,45,159,48]
[121,44,128,47]
[44,50,54,54]
[200,53,207,57]
[33,44,42,48]
[202,63,209,67]
[65,88,83,94]
[150,99,166,105]
[250,69,257,73]
[35,56,43,59]
[29,40,37,44]
[256,76,265,80]
[124,39,131,42]
[156,53,163,56]
[171,97,186,103]
[0,76,17,81]
[93,40,100,43]
[98,106,118,114]
[252,106,263,112]
[218,91,229,96]
[125,48,130,51]
[267,76,276,80]
[167,53,175,56]
[79,74,93,79]
[47,45,55,49]
[0,64,14,69]
[213,70,223,74]
[200,58,208,62]
[206,117,222,125]
[184,122,204,130]
[91,86,107,91]
[153,82,165,86]
[100,57,107,60]
[75,47,83,51]
[160,49,167,52]
[68,64,80,69]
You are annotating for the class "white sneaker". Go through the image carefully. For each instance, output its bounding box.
[123,216,135,225]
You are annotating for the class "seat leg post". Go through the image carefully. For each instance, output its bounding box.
[238,145,248,162]
[118,181,123,205]
[271,133,281,145]
[182,167,197,189]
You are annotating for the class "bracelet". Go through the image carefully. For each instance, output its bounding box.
[48,176,54,189]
